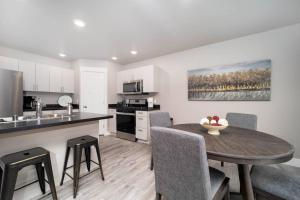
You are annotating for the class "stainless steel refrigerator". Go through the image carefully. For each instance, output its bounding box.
[0,68,23,118]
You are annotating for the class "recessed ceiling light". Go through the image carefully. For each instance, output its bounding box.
[130,50,138,55]
[111,57,118,60]
[59,53,66,57]
[73,19,86,28]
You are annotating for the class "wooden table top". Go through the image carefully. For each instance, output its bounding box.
[172,123,295,165]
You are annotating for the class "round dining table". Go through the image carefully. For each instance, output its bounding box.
[172,123,295,200]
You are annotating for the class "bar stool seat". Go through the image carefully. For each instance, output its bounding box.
[60,135,105,198]
[0,147,57,200]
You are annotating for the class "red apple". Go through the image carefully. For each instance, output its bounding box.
[212,116,219,123]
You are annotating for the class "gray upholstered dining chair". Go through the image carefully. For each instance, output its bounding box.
[226,112,257,130]
[151,126,230,200]
[251,164,300,200]
[149,112,172,171]
[221,112,257,167]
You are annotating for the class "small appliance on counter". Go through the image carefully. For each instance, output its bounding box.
[23,96,37,110]
[147,97,154,108]
[58,95,73,115]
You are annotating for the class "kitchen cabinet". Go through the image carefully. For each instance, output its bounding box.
[50,67,62,93]
[108,109,116,133]
[116,65,159,94]
[135,110,160,142]
[1,55,75,93]
[61,68,75,93]
[36,64,50,92]
[0,56,18,71]
[18,60,36,91]
[50,67,74,93]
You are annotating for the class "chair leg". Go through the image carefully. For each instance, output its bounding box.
[44,155,58,200]
[94,143,105,181]
[60,146,70,186]
[73,145,82,198]
[0,167,3,193]
[150,153,154,171]
[35,163,46,194]
[221,161,224,167]
[84,146,91,172]
[0,167,18,200]
[223,183,230,200]
[156,192,162,200]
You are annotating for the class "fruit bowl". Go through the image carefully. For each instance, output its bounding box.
[200,116,228,136]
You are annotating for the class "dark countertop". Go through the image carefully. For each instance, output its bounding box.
[109,104,160,111]
[0,112,112,134]
[24,104,80,112]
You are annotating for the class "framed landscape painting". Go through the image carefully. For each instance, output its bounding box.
[188,59,271,101]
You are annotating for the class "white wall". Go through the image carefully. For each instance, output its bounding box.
[0,46,71,68]
[124,24,300,157]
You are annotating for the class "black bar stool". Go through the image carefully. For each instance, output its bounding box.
[0,147,58,200]
[60,135,105,198]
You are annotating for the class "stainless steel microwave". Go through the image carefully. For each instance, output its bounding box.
[123,80,143,94]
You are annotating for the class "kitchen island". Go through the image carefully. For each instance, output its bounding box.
[0,112,112,200]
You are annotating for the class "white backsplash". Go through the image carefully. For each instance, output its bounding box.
[24,92,74,105]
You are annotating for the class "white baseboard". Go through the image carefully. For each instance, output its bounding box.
[284,158,300,167]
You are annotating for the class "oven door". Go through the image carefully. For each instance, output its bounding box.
[116,113,136,141]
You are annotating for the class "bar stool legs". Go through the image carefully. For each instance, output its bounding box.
[60,146,71,186]
[44,154,58,200]
[0,168,18,200]
[73,145,82,198]
[94,144,105,181]
[60,135,105,198]
[35,163,46,194]
[0,148,57,200]
[84,146,91,172]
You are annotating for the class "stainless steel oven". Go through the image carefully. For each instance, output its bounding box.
[123,80,143,94]
[116,112,136,142]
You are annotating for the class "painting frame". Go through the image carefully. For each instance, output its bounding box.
[187,60,272,101]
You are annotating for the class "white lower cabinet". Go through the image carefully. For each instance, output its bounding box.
[136,128,148,140]
[135,110,158,142]
[108,109,116,133]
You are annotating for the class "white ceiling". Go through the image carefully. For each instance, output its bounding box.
[1,0,300,64]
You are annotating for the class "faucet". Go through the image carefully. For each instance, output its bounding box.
[35,98,43,118]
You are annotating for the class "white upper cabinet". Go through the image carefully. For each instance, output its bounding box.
[50,67,62,93]
[18,60,36,91]
[140,65,159,93]
[1,55,75,93]
[116,65,159,93]
[50,67,74,93]
[36,64,50,92]
[61,68,75,93]
[0,56,18,71]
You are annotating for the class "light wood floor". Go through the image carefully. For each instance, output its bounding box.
[40,135,241,200]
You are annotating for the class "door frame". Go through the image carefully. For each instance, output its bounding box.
[79,66,108,135]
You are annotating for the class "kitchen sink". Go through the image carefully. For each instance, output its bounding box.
[0,113,77,124]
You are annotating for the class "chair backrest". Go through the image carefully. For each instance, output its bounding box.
[151,127,212,200]
[226,112,257,130]
[149,112,172,128]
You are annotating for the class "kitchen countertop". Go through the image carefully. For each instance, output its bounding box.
[0,112,112,134]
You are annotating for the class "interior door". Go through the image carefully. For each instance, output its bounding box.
[81,71,106,135]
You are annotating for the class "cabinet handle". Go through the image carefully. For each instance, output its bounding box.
[138,118,143,120]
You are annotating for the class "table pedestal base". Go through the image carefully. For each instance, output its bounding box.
[238,164,254,200]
